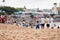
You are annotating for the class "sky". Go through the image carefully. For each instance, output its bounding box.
[0,0,60,9]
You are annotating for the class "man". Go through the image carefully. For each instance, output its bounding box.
[49,16,54,29]
[40,17,45,29]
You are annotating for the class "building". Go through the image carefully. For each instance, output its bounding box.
[24,8,43,15]
[57,3,60,15]
[52,3,58,14]
[43,9,52,14]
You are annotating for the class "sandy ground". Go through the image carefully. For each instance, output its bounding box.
[0,23,60,40]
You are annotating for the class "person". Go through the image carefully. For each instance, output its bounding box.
[36,24,40,29]
[11,18,15,24]
[40,17,45,29]
[2,17,6,23]
[16,18,20,26]
[5,14,8,23]
[49,16,54,29]
[29,19,33,28]
[0,15,5,23]
[57,26,59,29]
[45,16,50,28]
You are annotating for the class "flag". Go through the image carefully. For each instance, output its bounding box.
[2,0,5,2]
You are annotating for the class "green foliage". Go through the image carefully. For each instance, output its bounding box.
[0,12,5,15]
[16,8,24,11]
[0,6,18,15]
[0,6,25,15]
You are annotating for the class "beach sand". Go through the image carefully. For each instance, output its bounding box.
[0,24,60,40]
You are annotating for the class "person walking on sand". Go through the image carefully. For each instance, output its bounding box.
[16,18,20,26]
[36,21,40,29]
[49,16,54,29]
[36,24,40,29]
[40,17,45,29]
[45,16,50,28]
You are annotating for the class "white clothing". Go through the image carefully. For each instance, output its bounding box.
[49,18,54,23]
[41,18,45,24]
[49,18,54,28]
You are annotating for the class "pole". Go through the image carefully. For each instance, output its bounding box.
[2,0,5,6]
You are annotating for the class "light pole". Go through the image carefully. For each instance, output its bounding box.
[2,0,5,6]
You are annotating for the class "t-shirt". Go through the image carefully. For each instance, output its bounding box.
[49,18,54,23]
[41,18,45,24]
[49,18,54,27]
[45,18,49,23]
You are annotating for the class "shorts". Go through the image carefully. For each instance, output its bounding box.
[41,24,45,27]
[46,24,50,27]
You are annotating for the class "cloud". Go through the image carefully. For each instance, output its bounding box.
[0,0,60,9]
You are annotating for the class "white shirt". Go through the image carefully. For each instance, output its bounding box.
[41,18,45,24]
[49,18,54,27]
[49,18,54,23]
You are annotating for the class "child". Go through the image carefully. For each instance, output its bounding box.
[36,24,40,29]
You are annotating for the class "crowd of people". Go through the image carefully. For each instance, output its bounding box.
[14,15,59,29]
[0,15,7,23]
[0,15,60,29]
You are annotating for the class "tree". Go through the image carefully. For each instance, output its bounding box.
[0,12,5,15]
[16,8,24,11]
[0,6,18,15]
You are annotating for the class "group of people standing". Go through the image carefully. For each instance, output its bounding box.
[36,16,54,29]
[14,16,56,29]
[0,15,7,23]
[0,15,59,29]
[0,15,14,24]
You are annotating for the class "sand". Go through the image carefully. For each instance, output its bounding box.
[0,23,60,40]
